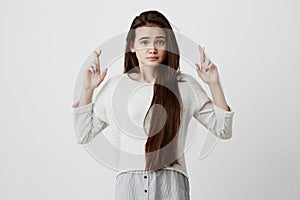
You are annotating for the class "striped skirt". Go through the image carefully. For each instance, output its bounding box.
[114,169,190,200]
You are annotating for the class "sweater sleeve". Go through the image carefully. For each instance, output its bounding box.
[70,81,110,145]
[187,74,235,139]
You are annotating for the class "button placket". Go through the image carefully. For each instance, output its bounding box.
[143,172,149,199]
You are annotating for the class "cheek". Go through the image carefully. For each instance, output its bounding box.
[136,48,148,56]
[135,51,143,60]
[159,50,167,60]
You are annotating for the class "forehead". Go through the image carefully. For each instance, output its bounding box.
[135,26,166,39]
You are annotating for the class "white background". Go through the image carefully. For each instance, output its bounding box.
[1,0,299,199]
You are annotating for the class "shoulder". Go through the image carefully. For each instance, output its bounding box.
[97,74,124,90]
[94,74,124,100]
[177,72,209,99]
[177,72,203,87]
[177,72,197,81]
[104,74,124,86]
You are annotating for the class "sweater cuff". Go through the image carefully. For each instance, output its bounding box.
[213,103,235,119]
[70,101,94,114]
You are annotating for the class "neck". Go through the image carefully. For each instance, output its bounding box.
[138,65,157,83]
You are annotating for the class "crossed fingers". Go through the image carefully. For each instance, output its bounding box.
[90,50,101,73]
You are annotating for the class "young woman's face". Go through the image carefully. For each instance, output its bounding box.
[131,26,167,67]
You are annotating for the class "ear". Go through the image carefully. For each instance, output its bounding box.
[130,41,136,53]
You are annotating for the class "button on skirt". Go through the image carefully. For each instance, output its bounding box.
[114,169,190,200]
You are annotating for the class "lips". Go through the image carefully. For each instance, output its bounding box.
[147,56,159,61]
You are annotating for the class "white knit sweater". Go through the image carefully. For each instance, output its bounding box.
[70,72,235,179]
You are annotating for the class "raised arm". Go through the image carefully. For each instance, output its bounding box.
[193,44,234,139]
[76,50,108,108]
[70,50,109,144]
[195,45,230,111]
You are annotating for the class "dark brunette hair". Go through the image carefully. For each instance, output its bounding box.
[124,10,182,171]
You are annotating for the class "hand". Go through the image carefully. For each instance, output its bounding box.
[195,44,220,85]
[83,50,108,91]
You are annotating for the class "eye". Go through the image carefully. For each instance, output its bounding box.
[156,40,166,46]
[140,40,149,46]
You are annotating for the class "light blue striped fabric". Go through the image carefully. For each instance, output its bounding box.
[114,169,190,200]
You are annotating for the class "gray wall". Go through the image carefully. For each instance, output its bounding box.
[1,0,299,199]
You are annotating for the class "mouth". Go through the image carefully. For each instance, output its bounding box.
[146,56,159,61]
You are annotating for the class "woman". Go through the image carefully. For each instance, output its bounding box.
[71,10,234,200]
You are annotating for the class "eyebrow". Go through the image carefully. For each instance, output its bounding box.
[138,36,166,41]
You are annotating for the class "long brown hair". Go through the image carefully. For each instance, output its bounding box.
[124,10,182,171]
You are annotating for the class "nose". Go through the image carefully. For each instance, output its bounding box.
[147,42,157,53]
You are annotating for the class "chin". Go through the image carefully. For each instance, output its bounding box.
[145,61,162,67]
[145,64,160,68]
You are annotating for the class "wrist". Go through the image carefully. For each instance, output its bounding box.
[78,89,94,107]
[82,88,95,95]
[207,82,221,87]
[80,89,94,101]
